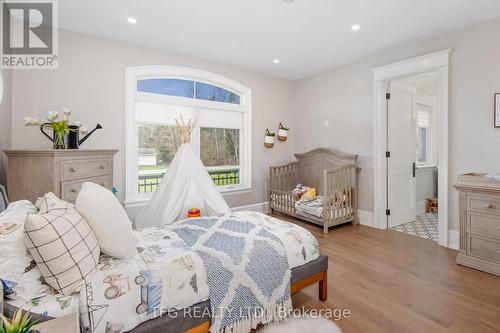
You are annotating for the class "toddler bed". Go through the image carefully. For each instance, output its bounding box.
[269,148,359,233]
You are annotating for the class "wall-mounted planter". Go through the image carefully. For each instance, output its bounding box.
[278,123,289,142]
[264,129,275,148]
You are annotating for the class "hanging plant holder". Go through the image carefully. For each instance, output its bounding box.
[264,129,275,148]
[278,123,289,142]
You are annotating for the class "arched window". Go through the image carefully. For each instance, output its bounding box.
[125,66,252,206]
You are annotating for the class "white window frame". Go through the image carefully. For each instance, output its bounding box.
[125,66,252,207]
[415,93,438,167]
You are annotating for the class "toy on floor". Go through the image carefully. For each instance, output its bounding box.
[426,198,438,213]
[187,208,201,218]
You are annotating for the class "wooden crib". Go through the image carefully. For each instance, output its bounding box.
[269,148,359,233]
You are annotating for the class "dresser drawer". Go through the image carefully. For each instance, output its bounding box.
[61,158,111,181]
[467,235,500,264]
[467,194,500,215]
[61,176,113,202]
[467,212,500,239]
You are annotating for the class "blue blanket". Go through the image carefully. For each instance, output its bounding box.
[172,214,292,333]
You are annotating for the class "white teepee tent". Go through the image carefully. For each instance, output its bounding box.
[135,117,231,229]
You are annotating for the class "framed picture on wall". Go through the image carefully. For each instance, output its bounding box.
[496,93,500,128]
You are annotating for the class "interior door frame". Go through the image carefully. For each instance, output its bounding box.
[372,49,451,248]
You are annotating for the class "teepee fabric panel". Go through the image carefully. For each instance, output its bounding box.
[135,144,231,229]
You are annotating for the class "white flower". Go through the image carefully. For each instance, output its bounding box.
[79,126,88,135]
[24,116,42,127]
[47,110,59,122]
[73,120,82,127]
[62,107,71,121]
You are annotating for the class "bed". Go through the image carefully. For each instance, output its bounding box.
[269,148,359,233]
[3,210,328,333]
[4,256,327,333]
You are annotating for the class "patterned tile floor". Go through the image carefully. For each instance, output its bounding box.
[392,212,438,242]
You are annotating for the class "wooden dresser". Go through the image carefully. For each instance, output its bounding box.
[455,173,500,276]
[4,150,118,203]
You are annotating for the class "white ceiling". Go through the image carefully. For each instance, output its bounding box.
[58,0,500,80]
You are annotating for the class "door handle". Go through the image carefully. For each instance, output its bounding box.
[412,162,416,178]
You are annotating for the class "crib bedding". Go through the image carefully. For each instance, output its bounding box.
[294,196,354,220]
[295,197,324,218]
[7,212,319,333]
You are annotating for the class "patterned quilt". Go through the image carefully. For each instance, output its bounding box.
[8,212,319,333]
[78,227,209,333]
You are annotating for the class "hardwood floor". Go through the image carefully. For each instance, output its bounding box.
[276,214,500,333]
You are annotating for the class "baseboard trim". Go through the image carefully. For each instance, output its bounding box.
[358,210,376,228]
[231,201,269,214]
[448,229,459,250]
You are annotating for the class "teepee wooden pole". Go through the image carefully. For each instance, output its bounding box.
[176,116,194,144]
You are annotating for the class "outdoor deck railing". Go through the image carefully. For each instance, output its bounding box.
[138,168,240,193]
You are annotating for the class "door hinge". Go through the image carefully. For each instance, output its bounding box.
[386,93,391,100]
[386,209,391,216]
[386,151,391,158]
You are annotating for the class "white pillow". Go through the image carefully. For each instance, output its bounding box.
[24,207,100,295]
[35,192,74,214]
[0,200,38,219]
[75,182,137,259]
[0,200,53,300]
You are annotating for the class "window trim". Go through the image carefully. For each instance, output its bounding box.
[415,93,437,167]
[125,66,252,207]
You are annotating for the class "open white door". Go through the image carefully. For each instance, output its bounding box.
[387,83,416,227]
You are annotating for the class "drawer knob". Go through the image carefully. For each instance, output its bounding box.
[70,167,77,172]
[484,204,494,209]
[100,165,106,169]
[70,188,77,193]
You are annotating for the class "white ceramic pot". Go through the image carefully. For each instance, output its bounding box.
[264,135,275,148]
[278,128,288,141]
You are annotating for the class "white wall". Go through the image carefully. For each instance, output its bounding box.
[394,72,439,97]
[292,17,500,231]
[10,30,296,209]
[416,167,438,212]
[0,69,13,189]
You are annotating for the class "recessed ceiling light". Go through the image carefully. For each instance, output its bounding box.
[273,59,280,64]
[351,24,361,31]
[283,0,294,2]
[127,17,137,24]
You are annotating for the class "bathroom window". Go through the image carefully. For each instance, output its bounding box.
[415,105,433,166]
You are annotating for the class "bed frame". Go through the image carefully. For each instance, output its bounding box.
[269,148,359,233]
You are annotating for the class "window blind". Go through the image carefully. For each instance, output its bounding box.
[416,106,431,128]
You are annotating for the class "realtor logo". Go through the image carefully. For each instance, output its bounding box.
[1,0,58,69]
